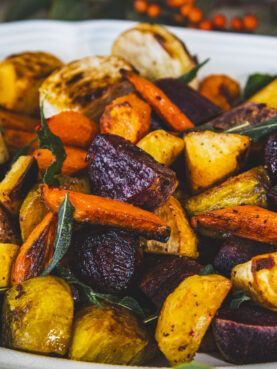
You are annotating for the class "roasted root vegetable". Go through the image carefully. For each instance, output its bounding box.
[33,146,88,176]
[155,274,232,365]
[184,166,270,217]
[137,129,184,166]
[265,131,277,184]
[0,243,19,288]
[2,276,73,355]
[0,206,19,244]
[69,301,156,365]
[231,252,277,311]
[0,156,38,216]
[213,305,277,364]
[40,56,134,120]
[249,78,277,109]
[191,205,277,245]
[4,128,36,155]
[0,132,9,165]
[183,130,251,193]
[42,186,170,242]
[100,93,151,144]
[122,70,194,131]
[11,212,57,286]
[0,52,63,115]
[144,196,198,258]
[199,74,241,111]
[0,108,40,132]
[87,134,177,211]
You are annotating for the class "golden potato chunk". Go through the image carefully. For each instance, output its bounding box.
[183,130,251,193]
[155,274,232,365]
[2,276,73,355]
[0,243,19,288]
[249,78,277,109]
[69,302,156,365]
[137,130,185,166]
[0,132,9,165]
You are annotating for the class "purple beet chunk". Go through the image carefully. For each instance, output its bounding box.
[139,254,202,307]
[213,305,277,364]
[265,131,277,184]
[72,227,142,294]
[213,236,275,277]
[87,133,177,210]
[155,78,223,125]
[208,102,277,130]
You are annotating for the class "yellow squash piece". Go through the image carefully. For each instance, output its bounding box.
[249,78,277,109]
[155,274,232,365]
[0,243,19,288]
[0,132,9,165]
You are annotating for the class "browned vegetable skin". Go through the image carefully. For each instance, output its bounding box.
[0,205,20,244]
[191,205,277,246]
[42,186,170,242]
[0,108,40,132]
[4,129,37,155]
[0,243,19,288]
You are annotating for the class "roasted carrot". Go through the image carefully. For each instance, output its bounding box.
[0,108,39,132]
[42,185,170,242]
[33,146,88,176]
[11,212,57,286]
[122,70,194,131]
[100,93,151,143]
[191,205,277,246]
[4,128,37,154]
[47,111,98,149]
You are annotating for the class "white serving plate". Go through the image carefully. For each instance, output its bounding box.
[0,19,277,369]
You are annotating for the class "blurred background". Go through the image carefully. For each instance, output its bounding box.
[0,0,276,35]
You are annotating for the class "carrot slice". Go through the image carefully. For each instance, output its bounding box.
[4,128,37,154]
[42,186,170,242]
[0,109,39,132]
[11,212,57,286]
[122,70,194,131]
[191,205,277,246]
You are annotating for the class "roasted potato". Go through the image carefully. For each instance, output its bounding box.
[112,23,198,88]
[2,275,73,355]
[137,130,184,166]
[0,52,63,116]
[185,166,270,217]
[231,252,277,311]
[183,130,251,193]
[155,274,232,365]
[40,56,134,120]
[69,301,156,365]
[0,132,9,166]
[0,205,19,244]
[145,196,198,258]
[0,156,38,216]
[0,243,19,288]
[249,78,277,109]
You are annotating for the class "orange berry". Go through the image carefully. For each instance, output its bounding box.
[231,17,243,31]
[212,13,226,28]
[199,20,212,31]
[167,0,185,7]
[188,7,203,23]
[134,0,148,13]
[147,4,161,18]
[243,14,259,30]
[180,4,192,16]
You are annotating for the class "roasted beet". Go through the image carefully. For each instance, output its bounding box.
[139,254,202,307]
[213,305,277,364]
[265,131,277,184]
[72,227,142,294]
[213,236,275,277]
[87,134,177,210]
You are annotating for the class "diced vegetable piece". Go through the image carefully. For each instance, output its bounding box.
[199,74,241,111]
[87,134,177,211]
[42,186,170,242]
[100,93,151,144]
[183,130,251,193]
[144,196,198,258]
[0,206,19,244]
[122,70,194,131]
[0,108,39,132]
[185,166,270,217]
[47,111,98,149]
[265,131,277,184]
[11,213,57,286]
[249,78,277,109]
[231,252,277,311]
[4,128,36,155]
[137,130,184,166]
[0,156,38,216]
[155,274,232,365]
[2,276,73,355]
[33,146,88,176]
[0,132,9,165]
[0,243,19,288]
[69,302,156,365]
[191,205,277,245]
[0,52,63,115]
[139,254,202,307]
[213,305,277,364]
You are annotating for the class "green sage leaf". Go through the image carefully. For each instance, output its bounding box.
[179,59,210,84]
[199,264,216,276]
[243,73,276,100]
[11,138,37,165]
[229,290,251,310]
[175,362,215,369]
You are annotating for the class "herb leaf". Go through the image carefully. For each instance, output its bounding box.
[143,312,159,324]
[11,138,37,165]
[175,363,215,369]
[229,290,251,310]
[41,193,75,276]
[199,264,216,276]
[236,116,277,142]
[179,59,210,84]
[243,73,276,100]
[36,99,66,187]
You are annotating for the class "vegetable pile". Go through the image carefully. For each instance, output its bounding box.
[0,22,277,367]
